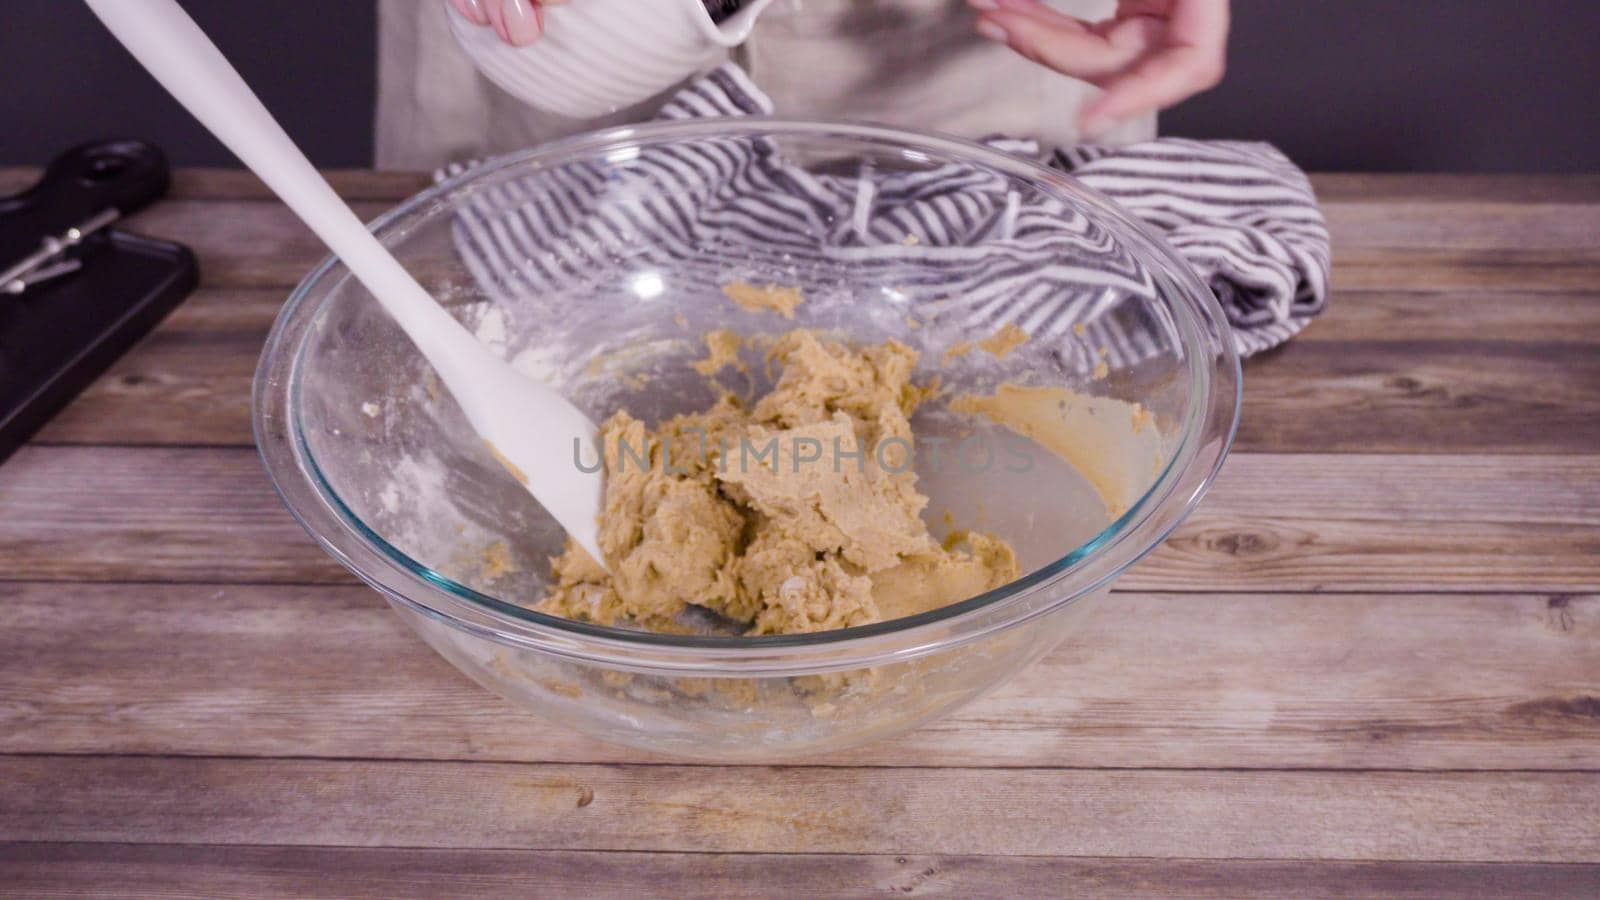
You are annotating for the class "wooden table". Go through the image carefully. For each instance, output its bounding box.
[2,170,1597,897]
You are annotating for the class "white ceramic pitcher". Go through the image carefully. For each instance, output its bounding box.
[447,0,776,118]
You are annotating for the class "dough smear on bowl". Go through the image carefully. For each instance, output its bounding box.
[540,330,1018,636]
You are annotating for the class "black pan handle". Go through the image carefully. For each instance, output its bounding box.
[0,139,170,222]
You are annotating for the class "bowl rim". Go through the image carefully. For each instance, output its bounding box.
[254,117,1242,675]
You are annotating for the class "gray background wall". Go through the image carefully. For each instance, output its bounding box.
[3,0,1597,172]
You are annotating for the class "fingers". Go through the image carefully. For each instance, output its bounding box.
[462,0,546,46]
[1081,0,1228,133]
[968,0,1144,83]
[451,0,490,25]
[451,0,489,25]
[970,0,1229,136]
[1080,45,1225,135]
[500,0,545,45]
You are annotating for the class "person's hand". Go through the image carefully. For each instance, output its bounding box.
[967,0,1229,136]
[449,0,567,47]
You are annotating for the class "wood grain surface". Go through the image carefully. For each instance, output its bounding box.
[4,583,1595,770]
[4,448,1594,590]
[6,756,1600,861]
[23,287,1600,453]
[1,172,1596,897]
[3,845,1596,900]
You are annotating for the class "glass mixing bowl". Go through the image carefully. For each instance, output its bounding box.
[255,120,1240,760]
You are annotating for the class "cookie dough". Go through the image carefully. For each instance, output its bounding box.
[690,329,746,376]
[977,322,1029,358]
[721,280,805,319]
[539,330,1018,636]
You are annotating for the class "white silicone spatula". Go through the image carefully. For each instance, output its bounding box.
[84,0,606,565]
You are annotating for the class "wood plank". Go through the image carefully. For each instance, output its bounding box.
[9,168,1599,205]
[0,446,346,584]
[8,167,1599,206]
[152,230,1594,293]
[28,285,1600,451]
[101,191,1600,291]
[1309,173,1600,204]
[142,190,1600,255]
[4,583,1596,770]
[122,200,394,289]
[1322,201,1600,252]
[1320,196,1600,292]
[1329,253,1600,293]
[0,167,431,202]
[1240,339,1600,454]
[4,844,1597,900]
[3,756,1598,861]
[1,448,1595,590]
[1293,291,1600,343]
[1145,454,1600,593]
[8,168,1597,292]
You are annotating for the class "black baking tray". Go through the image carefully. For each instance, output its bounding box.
[0,140,198,461]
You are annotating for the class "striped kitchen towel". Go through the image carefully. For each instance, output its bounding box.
[437,63,1330,362]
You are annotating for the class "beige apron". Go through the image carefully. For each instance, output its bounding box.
[374,0,1155,170]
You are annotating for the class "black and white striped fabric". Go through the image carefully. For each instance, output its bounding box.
[436,63,1329,362]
